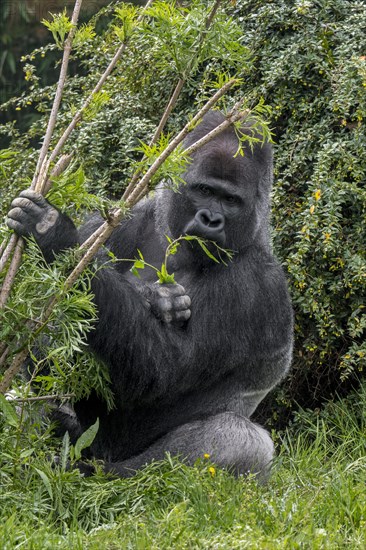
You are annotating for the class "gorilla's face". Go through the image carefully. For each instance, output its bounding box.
[183,178,246,248]
[155,112,273,259]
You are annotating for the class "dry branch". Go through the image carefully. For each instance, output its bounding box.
[31,0,83,191]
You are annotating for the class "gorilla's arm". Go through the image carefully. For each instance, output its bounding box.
[6,191,191,326]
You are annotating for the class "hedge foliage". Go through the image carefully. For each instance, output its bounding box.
[0,0,365,421]
[233,0,365,418]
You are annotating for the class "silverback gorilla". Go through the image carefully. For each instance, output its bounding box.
[7,111,293,481]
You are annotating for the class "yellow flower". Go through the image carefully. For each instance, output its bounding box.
[324,232,331,241]
[208,466,216,477]
[314,189,321,201]
[203,453,210,459]
[309,205,315,214]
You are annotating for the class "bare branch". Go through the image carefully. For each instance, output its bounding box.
[0,234,18,274]
[42,153,74,195]
[0,238,8,258]
[185,104,249,157]
[0,240,25,308]
[32,0,83,191]
[0,348,28,394]
[0,344,9,368]
[8,393,75,403]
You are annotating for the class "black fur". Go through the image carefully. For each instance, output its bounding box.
[7,111,293,480]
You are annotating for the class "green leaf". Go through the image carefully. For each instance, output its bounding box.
[60,431,70,471]
[157,266,176,285]
[133,260,145,269]
[130,266,141,278]
[74,418,99,461]
[168,242,179,256]
[34,468,53,500]
[0,394,19,427]
[198,241,220,263]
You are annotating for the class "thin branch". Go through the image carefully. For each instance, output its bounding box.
[0,238,8,258]
[122,78,185,198]
[0,348,28,394]
[42,153,74,195]
[0,234,18,274]
[31,0,83,191]
[0,344,9,368]
[185,106,249,157]
[47,0,155,168]
[8,394,75,403]
[0,240,24,308]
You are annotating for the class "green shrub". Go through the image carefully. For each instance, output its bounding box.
[233,0,366,419]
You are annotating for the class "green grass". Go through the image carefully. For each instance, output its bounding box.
[0,384,365,549]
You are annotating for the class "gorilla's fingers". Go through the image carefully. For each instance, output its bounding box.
[6,217,27,236]
[7,207,27,222]
[157,298,172,313]
[175,309,191,322]
[161,311,173,323]
[11,197,42,214]
[174,296,191,310]
[158,283,185,297]
[19,189,47,206]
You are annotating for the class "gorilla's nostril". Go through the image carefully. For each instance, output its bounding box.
[196,209,224,230]
[200,212,211,225]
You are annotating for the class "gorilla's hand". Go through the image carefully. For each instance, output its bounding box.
[7,190,59,239]
[147,283,191,326]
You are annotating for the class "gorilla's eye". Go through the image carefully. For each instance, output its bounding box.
[225,195,239,204]
[198,184,212,196]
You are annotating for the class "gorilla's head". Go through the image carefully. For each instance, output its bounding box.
[155,111,273,260]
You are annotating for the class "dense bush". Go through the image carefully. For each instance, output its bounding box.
[231,0,366,421]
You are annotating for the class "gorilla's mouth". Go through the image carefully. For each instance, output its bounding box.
[183,220,226,248]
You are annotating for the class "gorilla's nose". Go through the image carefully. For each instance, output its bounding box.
[195,209,225,232]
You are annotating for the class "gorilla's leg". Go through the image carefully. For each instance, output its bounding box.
[105,413,274,482]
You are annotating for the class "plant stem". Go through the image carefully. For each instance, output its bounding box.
[32,0,83,191]
[184,102,249,157]
[9,394,75,403]
[0,240,24,308]
[0,234,18,274]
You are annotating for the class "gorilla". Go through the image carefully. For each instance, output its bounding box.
[7,111,293,481]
